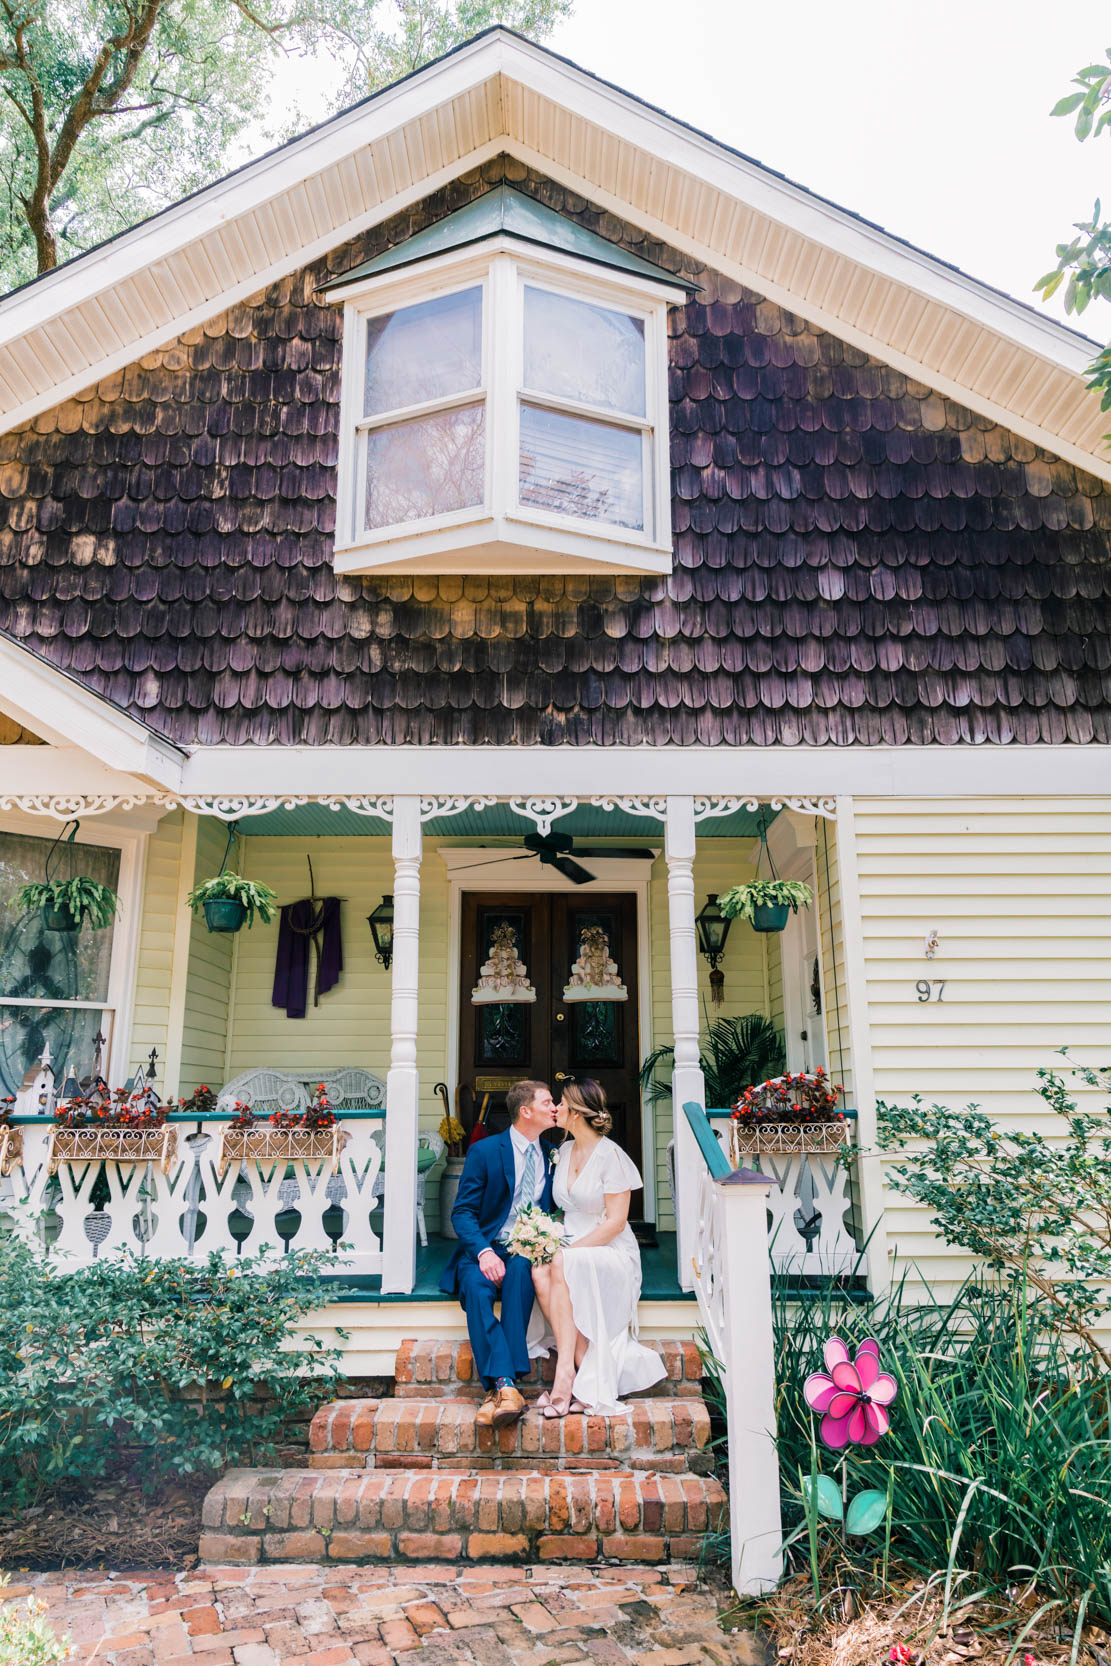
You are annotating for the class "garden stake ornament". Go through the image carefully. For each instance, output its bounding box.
[802,1335,898,1544]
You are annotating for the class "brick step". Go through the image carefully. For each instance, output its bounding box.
[308,1395,713,1474]
[199,1466,726,1566]
[394,1337,704,1399]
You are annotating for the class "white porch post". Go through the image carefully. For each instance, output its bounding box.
[665,795,705,1292]
[382,794,421,1295]
[718,1168,783,1592]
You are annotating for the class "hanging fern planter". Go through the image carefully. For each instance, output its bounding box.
[718,810,813,935]
[13,821,118,935]
[202,897,249,933]
[185,821,278,935]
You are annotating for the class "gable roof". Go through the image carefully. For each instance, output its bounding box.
[0,29,1108,482]
[4,160,1109,752]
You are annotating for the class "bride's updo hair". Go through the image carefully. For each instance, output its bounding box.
[560,1078,612,1136]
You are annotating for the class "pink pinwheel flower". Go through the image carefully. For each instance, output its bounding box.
[803,1336,897,1449]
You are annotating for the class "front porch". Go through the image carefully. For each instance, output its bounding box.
[1,790,873,1328]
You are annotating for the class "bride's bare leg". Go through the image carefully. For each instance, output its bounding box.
[532,1252,577,1400]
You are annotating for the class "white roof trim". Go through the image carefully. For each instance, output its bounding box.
[0,30,1107,478]
[0,635,186,788]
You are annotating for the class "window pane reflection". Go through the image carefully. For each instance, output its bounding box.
[519,404,644,530]
[524,287,645,416]
[364,287,482,417]
[365,404,485,529]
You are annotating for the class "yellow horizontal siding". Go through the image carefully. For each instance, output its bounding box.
[854,795,1111,1293]
[177,817,235,1096]
[128,810,183,1082]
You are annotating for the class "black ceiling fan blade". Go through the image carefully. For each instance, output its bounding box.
[443,853,533,874]
[575,847,657,859]
[551,855,596,885]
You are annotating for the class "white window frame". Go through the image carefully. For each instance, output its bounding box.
[330,238,685,577]
[0,810,150,1092]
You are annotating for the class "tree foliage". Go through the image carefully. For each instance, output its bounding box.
[0,0,571,288]
[1037,51,1111,416]
[876,1054,1111,1371]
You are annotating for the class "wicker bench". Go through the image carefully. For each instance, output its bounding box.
[215,1068,442,1245]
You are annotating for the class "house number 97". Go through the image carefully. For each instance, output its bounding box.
[915,980,946,1002]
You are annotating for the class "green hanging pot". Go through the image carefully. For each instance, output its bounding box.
[42,903,82,933]
[751,902,791,933]
[203,898,248,934]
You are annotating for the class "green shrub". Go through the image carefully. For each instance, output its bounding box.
[770,1271,1111,1627]
[0,1577,68,1666]
[0,1240,344,1504]
[877,1055,1111,1369]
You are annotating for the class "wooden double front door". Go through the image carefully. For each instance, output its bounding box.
[459,892,642,1206]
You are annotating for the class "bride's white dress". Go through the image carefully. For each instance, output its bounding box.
[531,1136,666,1413]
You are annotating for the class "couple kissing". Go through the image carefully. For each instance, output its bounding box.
[439,1077,665,1427]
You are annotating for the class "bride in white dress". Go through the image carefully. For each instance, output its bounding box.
[530,1078,666,1416]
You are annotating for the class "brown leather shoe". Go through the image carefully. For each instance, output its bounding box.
[475,1389,499,1429]
[490,1384,526,1427]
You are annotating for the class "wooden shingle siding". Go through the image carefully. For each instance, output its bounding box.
[855,797,1111,1293]
[1,159,1108,749]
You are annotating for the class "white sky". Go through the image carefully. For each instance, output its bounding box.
[261,0,1111,340]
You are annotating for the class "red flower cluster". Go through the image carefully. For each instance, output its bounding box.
[269,1084,336,1131]
[53,1082,167,1129]
[228,1099,256,1130]
[731,1067,844,1127]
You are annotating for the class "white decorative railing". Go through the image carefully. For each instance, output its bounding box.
[685,1101,783,1595]
[0,1116,384,1275]
[708,1112,863,1279]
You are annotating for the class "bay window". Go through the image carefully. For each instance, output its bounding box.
[327,201,685,577]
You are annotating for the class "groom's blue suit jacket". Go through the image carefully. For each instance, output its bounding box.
[439,1130,556,1297]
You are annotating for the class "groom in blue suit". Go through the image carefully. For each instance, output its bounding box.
[440,1080,557,1428]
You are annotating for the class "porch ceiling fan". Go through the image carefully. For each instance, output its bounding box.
[453,831,656,885]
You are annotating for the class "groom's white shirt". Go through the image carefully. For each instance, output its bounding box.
[490,1124,547,1249]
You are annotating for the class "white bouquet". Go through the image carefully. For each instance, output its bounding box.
[505,1204,566,1265]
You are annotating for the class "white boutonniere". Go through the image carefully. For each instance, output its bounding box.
[548,1145,560,1169]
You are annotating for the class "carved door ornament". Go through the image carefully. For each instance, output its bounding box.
[562,925,628,1003]
[471,922,537,1005]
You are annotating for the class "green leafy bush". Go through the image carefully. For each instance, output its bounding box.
[770,1271,1111,1628]
[186,871,278,926]
[877,1055,1111,1369]
[0,1577,68,1666]
[0,1240,344,1505]
[14,875,118,930]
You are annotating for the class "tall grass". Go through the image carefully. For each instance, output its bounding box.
[715,1270,1111,1626]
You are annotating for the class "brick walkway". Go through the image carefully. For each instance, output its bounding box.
[18,1560,756,1666]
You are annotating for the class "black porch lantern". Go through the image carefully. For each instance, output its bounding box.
[696,893,732,1005]
[367,895,395,970]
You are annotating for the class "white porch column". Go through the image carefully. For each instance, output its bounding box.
[665,795,705,1292]
[382,795,422,1295]
[718,1168,783,1593]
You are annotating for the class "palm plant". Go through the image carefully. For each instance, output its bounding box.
[640,1010,786,1109]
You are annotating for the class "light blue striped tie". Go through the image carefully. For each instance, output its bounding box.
[518,1140,537,1213]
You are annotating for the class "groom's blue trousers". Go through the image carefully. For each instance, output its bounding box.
[455,1252,534,1388]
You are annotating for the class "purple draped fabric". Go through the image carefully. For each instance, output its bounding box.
[271,896,343,1019]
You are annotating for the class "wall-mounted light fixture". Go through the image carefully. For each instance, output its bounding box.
[696,893,732,1005]
[367,894,395,970]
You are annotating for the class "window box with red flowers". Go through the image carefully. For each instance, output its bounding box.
[216,1085,349,1177]
[729,1069,848,1160]
[47,1085,177,1175]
